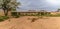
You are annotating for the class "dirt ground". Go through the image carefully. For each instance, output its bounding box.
[0,10,60,29]
[0,16,60,29]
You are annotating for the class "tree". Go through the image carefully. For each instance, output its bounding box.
[57,9,60,12]
[0,0,20,16]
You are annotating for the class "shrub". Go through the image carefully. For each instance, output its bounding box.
[11,12,20,18]
[0,17,4,22]
[2,16,9,20]
[0,16,9,22]
[14,15,19,18]
[11,12,17,16]
[31,18,38,22]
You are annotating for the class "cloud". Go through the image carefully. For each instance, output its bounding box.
[17,0,60,11]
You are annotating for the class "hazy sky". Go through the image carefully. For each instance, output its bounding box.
[17,0,60,11]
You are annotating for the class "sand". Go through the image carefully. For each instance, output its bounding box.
[0,16,60,29]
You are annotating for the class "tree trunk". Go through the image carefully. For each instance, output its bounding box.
[3,10,8,16]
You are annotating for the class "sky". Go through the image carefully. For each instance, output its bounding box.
[17,0,60,12]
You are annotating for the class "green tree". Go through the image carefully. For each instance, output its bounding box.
[0,0,20,16]
[57,9,60,12]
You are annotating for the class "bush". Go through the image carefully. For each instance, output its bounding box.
[31,18,38,22]
[11,12,20,18]
[11,12,17,16]
[0,16,9,22]
[2,16,9,19]
[14,15,19,18]
[0,17,4,22]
